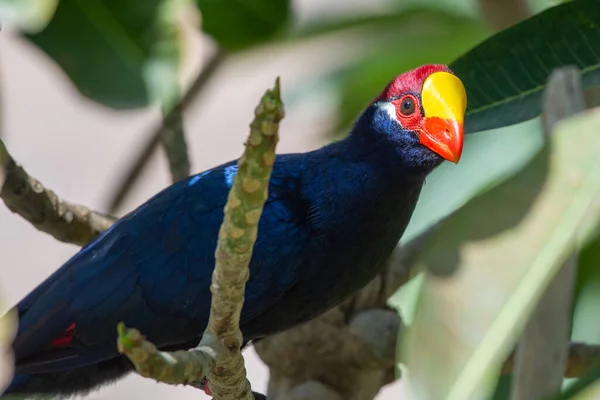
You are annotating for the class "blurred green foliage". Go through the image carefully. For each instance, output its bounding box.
[328,10,489,138]
[196,0,290,50]
[2,0,600,399]
[23,0,182,108]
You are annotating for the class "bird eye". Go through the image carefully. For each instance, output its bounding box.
[399,97,415,116]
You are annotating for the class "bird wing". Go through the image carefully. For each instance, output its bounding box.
[13,156,310,372]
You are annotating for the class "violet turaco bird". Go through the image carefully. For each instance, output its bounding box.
[3,64,466,397]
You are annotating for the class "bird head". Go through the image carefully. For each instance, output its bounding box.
[357,64,466,173]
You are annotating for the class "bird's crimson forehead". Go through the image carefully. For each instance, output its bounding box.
[376,64,452,101]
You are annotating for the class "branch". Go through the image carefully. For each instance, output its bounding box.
[117,322,216,384]
[0,138,116,246]
[118,78,284,400]
[105,50,227,213]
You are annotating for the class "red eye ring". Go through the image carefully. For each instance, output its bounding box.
[391,95,422,132]
[398,96,416,116]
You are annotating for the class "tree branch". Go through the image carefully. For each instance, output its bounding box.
[117,322,216,385]
[0,138,116,246]
[117,78,284,400]
[105,50,227,213]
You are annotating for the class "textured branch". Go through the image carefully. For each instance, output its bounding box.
[202,77,283,400]
[106,50,226,213]
[118,78,284,400]
[117,322,216,385]
[0,138,116,246]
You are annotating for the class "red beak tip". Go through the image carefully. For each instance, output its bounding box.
[421,118,464,163]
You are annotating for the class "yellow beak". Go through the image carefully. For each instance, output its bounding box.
[419,71,467,163]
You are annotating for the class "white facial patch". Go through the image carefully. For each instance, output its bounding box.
[378,102,399,124]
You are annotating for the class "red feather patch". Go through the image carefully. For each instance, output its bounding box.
[376,64,452,102]
[49,323,75,347]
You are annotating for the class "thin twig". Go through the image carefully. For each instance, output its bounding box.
[105,50,226,213]
[159,102,190,182]
[510,67,587,400]
[153,0,191,183]
[118,78,284,400]
[0,138,116,246]
[117,322,216,385]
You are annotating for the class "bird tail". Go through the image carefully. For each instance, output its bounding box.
[3,356,133,398]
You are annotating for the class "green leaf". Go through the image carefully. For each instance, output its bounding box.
[400,108,600,400]
[0,0,58,32]
[23,0,185,109]
[489,375,513,400]
[451,0,600,133]
[196,0,290,50]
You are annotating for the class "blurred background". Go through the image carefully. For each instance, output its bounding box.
[0,0,595,399]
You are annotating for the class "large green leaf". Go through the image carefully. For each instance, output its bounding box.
[196,0,290,50]
[452,0,600,133]
[23,0,184,109]
[399,107,600,400]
